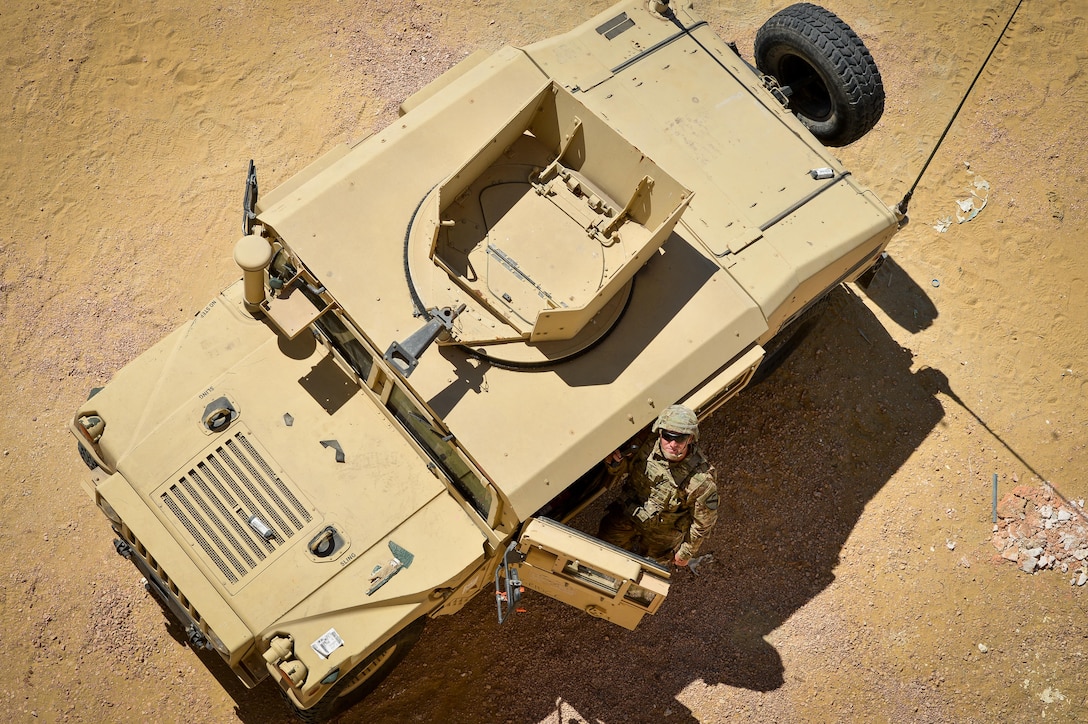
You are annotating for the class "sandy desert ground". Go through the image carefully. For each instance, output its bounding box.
[2,0,1086,722]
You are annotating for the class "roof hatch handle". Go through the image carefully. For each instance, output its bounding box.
[384,304,465,378]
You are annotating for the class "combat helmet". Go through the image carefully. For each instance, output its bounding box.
[651,404,699,441]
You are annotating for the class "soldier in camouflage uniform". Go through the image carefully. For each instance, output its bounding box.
[598,405,718,567]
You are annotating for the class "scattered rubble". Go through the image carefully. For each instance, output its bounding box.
[992,484,1088,586]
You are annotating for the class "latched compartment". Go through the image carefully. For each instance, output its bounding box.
[512,517,670,630]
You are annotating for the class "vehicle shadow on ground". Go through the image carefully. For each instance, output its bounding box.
[340,285,947,724]
[175,641,297,723]
[862,254,939,333]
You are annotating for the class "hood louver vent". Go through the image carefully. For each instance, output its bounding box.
[159,431,313,587]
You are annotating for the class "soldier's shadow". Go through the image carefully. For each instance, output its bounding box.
[345,285,946,723]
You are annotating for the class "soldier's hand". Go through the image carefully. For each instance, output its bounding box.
[686,553,713,575]
[673,555,688,567]
[606,450,623,465]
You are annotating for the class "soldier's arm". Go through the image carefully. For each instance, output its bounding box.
[604,450,629,486]
[676,474,719,563]
[605,435,655,488]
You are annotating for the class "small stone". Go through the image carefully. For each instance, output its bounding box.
[946,540,956,551]
[1078,571,1088,586]
[1073,549,1088,561]
[1001,548,1019,562]
[1023,546,1045,558]
[1039,505,1053,519]
[978,643,989,653]
[1057,509,1073,521]
[997,495,1027,519]
[1022,556,1039,573]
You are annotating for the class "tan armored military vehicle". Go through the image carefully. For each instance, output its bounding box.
[71,1,900,719]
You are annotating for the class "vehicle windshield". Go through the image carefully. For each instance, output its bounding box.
[270,247,492,518]
[388,385,492,517]
[313,310,374,382]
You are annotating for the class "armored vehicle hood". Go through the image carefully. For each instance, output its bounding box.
[81,281,486,647]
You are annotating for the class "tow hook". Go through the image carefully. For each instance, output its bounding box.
[186,624,210,650]
[113,538,133,560]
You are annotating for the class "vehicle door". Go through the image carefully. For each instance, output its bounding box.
[498,516,670,630]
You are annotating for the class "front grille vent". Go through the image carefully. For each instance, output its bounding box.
[160,432,312,585]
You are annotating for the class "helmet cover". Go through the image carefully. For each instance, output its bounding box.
[651,404,698,441]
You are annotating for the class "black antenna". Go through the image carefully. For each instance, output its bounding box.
[897,0,1025,217]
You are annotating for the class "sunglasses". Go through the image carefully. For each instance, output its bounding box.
[659,430,691,443]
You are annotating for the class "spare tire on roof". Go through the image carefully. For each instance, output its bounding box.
[755,3,885,146]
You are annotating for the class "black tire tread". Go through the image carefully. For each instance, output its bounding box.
[78,442,99,470]
[755,3,884,146]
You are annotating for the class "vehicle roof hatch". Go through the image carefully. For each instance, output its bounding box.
[405,81,692,365]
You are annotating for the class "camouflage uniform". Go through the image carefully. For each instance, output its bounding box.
[598,436,718,565]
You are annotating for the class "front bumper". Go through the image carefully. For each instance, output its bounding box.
[110,521,269,687]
